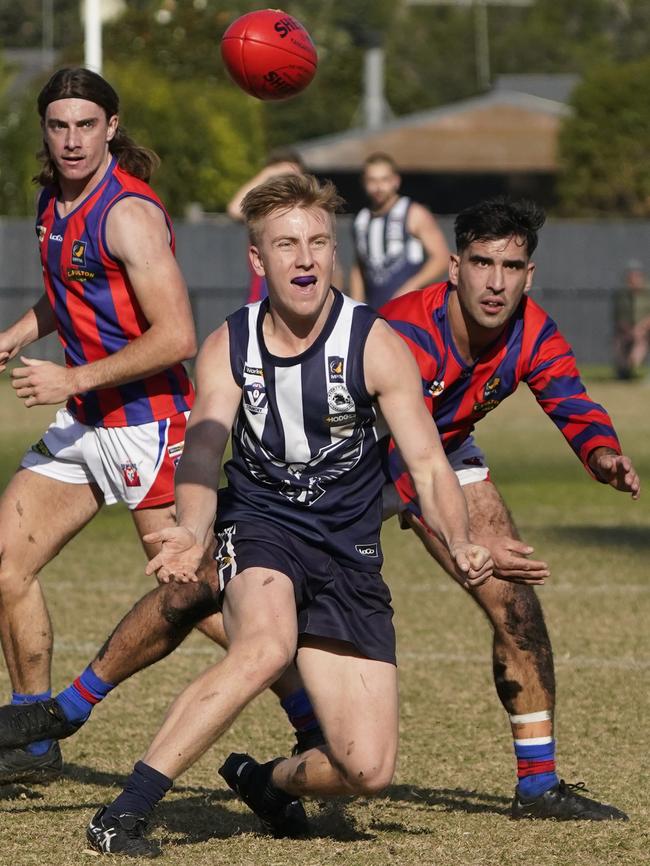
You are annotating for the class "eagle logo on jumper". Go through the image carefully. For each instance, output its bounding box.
[121,463,141,487]
[238,422,364,506]
[36,225,47,243]
[244,381,268,414]
[71,240,87,266]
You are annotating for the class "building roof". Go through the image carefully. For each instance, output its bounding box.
[295,75,576,173]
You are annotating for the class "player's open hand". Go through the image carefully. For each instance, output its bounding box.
[11,356,76,406]
[144,526,204,584]
[450,542,493,587]
[591,450,641,499]
[477,535,550,585]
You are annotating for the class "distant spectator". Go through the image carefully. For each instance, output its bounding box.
[349,152,450,309]
[613,259,650,379]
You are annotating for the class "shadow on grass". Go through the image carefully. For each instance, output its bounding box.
[542,525,650,549]
[156,794,371,845]
[382,784,511,818]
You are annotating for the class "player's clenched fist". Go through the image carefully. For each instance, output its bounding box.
[450,543,493,587]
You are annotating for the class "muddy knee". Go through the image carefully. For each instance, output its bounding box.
[160,580,221,629]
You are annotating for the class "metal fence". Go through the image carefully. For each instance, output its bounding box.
[2,215,649,367]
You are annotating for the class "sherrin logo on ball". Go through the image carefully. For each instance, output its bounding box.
[220,8,317,100]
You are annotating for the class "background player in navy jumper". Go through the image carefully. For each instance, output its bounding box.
[80,173,492,856]
[349,152,450,309]
[381,196,639,821]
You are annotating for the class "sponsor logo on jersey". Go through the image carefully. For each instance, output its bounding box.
[324,411,356,426]
[30,438,55,459]
[328,385,354,413]
[355,543,379,557]
[71,240,87,265]
[49,233,63,242]
[244,381,268,414]
[244,364,263,377]
[121,463,141,487]
[473,398,500,415]
[167,441,184,468]
[66,268,95,282]
[427,379,445,396]
[36,225,47,243]
[328,355,344,383]
[484,376,501,397]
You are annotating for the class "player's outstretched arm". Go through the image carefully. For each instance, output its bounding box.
[12,198,197,407]
[365,319,492,586]
[144,323,242,583]
[588,447,641,500]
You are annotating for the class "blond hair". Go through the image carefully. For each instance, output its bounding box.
[241,173,344,243]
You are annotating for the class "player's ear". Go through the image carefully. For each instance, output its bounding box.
[524,261,535,294]
[106,114,118,143]
[249,244,265,276]
[449,254,460,285]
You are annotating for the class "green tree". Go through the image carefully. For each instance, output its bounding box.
[106,58,264,213]
[556,57,650,216]
[0,75,43,216]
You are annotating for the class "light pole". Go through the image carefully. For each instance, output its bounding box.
[406,0,534,90]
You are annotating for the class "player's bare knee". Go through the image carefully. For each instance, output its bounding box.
[332,744,396,796]
[160,580,221,630]
[229,634,293,689]
[0,559,38,600]
[345,759,395,796]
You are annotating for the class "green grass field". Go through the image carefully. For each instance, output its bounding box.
[0,377,648,866]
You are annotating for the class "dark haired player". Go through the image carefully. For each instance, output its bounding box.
[381,196,639,821]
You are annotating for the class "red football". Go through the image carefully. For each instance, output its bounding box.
[221,9,317,100]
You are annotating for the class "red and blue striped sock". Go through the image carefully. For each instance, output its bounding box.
[514,737,559,799]
[55,666,115,725]
[11,691,53,756]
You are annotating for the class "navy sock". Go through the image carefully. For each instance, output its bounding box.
[55,665,115,724]
[515,738,559,798]
[280,688,319,733]
[12,691,52,756]
[106,761,173,820]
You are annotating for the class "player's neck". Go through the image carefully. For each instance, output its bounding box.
[56,152,112,216]
[448,290,507,364]
[263,288,335,357]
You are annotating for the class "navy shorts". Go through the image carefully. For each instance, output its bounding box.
[214,520,396,665]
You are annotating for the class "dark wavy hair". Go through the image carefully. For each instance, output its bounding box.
[454,196,546,258]
[35,67,160,186]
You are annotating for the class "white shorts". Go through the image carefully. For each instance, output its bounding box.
[382,435,490,520]
[21,408,188,511]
